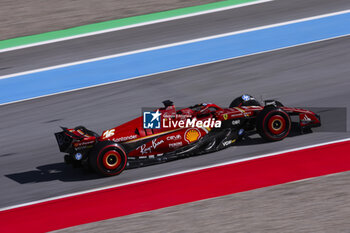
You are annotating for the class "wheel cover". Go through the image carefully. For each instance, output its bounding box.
[102,150,121,170]
[268,115,286,135]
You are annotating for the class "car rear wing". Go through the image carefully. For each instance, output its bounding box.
[55,127,75,153]
[55,126,99,153]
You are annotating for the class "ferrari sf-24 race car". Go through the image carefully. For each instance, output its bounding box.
[55,95,320,176]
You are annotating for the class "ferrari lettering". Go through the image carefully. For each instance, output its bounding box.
[73,141,94,147]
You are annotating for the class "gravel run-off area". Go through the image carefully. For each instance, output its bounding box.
[0,0,220,40]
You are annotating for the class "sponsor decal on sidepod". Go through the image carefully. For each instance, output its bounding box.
[184,128,201,143]
[137,139,164,155]
[113,135,137,142]
[167,134,182,141]
[169,142,183,149]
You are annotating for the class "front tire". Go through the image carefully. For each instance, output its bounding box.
[256,106,291,141]
[89,141,127,176]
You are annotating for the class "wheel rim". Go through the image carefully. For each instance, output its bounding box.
[268,115,286,135]
[102,150,121,170]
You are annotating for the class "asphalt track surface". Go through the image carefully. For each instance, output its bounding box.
[1,0,350,209]
[2,0,350,76]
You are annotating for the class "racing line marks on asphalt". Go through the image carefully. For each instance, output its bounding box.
[0,0,274,53]
[1,137,349,212]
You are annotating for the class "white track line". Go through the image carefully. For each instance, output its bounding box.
[0,9,349,107]
[1,9,350,81]
[0,0,274,53]
[1,137,349,212]
[0,33,349,107]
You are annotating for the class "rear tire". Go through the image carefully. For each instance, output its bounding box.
[256,106,291,141]
[89,141,127,176]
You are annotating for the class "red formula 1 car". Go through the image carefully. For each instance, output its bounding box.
[55,95,320,176]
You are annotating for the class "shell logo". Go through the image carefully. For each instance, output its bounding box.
[185,128,201,143]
